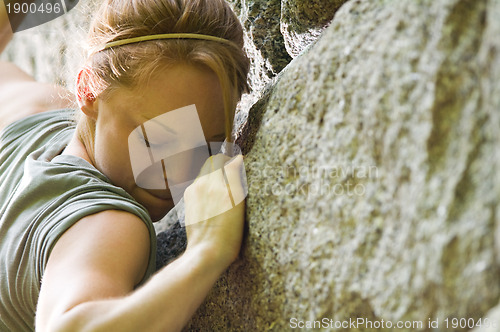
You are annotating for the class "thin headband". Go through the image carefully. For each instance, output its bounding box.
[97,33,238,52]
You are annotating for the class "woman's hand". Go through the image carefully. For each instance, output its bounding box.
[183,153,246,270]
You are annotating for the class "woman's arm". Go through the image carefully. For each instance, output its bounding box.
[37,211,229,332]
[36,155,245,332]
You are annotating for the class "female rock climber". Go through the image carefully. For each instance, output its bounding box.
[0,0,249,331]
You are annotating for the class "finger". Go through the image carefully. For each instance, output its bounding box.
[185,167,234,226]
[222,155,247,206]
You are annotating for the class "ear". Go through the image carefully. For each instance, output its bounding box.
[76,68,98,120]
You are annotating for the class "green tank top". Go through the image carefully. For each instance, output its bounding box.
[0,109,157,331]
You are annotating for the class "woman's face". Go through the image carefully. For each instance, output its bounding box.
[90,64,226,221]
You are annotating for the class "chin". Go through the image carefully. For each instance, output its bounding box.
[149,201,175,222]
[131,187,175,222]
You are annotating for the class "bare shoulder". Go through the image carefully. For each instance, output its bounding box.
[44,209,152,287]
[36,210,152,329]
[0,61,76,132]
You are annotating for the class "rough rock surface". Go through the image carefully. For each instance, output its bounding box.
[228,0,348,130]
[185,0,500,330]
[226,0,291,129]
[280,0,348,58]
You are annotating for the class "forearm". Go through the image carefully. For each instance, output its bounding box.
[0,0,13,55]
[49,246,227,332]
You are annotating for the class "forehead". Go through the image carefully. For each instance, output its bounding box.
[111,63,226,134]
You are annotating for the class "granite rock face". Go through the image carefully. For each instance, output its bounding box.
[185,0,500,330]
[227,0,291,129]
[228,0,347,129]
[281,0,348,58]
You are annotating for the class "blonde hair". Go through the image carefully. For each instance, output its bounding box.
[76,0,250,161]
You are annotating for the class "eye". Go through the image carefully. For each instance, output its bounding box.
[143,136,174,150]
